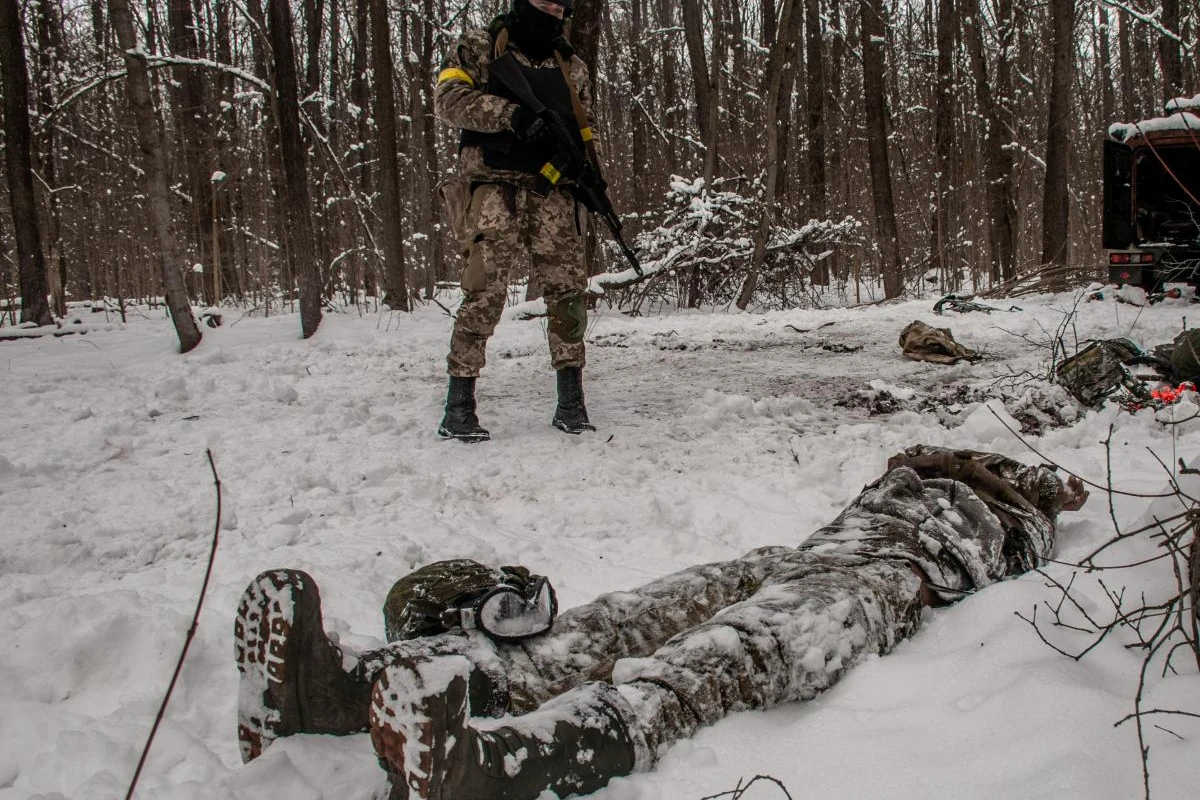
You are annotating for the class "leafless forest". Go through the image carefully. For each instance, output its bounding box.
[0,0,1196,343]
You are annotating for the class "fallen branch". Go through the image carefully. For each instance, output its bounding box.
[699,774,794,800]
[123,450,223,800]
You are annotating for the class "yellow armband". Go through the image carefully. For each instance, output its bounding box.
[437,68,475,88]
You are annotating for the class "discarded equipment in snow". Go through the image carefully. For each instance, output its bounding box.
[1055,338,1152,406]
[899,320,981,364]
[933,293,1021,314]
[1052,330,1200,409]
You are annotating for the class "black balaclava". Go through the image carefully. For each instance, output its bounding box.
[508,0,565,61]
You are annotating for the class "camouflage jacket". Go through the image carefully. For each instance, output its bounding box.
[802,446,1063,602]
[435,24,596,189]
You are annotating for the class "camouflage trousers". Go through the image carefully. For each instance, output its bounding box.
[363,543,926,767]
[447,182,588,377]
[361,458,1058,767]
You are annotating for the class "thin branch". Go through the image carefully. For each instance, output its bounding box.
[123,450,222,800]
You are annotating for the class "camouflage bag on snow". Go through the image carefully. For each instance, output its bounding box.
[898,320,981,364]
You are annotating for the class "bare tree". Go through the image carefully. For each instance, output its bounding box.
[965,0,1016,281]
[412,0,443,297]
[1040,0,1075,272]
[682,0,722,186]
[1,0,53,326]
[737,0,800,309]
[570,0,603,77]
[33,0,67,316]
[268,0,324,335]
[1159,0,1183,103]
[804,0,827,233]
[369,0,409,310]
[861,0,903,298]
[107,0,202,351]
[930,0,957,283]
[167,0,220,303]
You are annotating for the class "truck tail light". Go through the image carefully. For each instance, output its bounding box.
[1109,252,1156,264]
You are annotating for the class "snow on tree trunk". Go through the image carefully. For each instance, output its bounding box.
[107,0,202,352]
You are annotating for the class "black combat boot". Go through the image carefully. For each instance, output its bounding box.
[234,570,374,762]
[370,656,638,800]
[438,376,490,442]
[552,366,596,434]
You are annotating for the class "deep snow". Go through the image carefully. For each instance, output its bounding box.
[1,289,1198,800]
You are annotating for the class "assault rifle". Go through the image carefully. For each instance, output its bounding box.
[489,51,643,276]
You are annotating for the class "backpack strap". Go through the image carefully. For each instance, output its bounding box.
[552,50,604,179]
[490,23,603,178]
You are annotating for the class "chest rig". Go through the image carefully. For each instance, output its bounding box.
[459,26,585,176]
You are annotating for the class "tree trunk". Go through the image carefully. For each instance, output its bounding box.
[268,0,324,335]
[737,0,799,310]
[369,0,409,310]
[965,1,1015,282]
[167,0,218,304]
[704,0,726,184]
[628,0,648,208]
[827,0,845,227]
[569,0,602,80]
[414,0,442,297]
[1040,0,1074,271]
[1159,0,1182,104]
[246,0,291,302]
[774,0,803,203]
[1,0,53,326]
[682,0,719,186]
[34,0,66,316]
[1117,11,1134,120]
[861,0,903,298]
[1097,6,1113,128]
[303,0,325,125]
[107,0,202,351]
[805,0,828,284]
[930,0,955,283]
[349,0,374,298]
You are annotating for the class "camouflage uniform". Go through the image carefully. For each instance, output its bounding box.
[364,447,1066,751]
[238,448,1072,795]
[436,27,595,377]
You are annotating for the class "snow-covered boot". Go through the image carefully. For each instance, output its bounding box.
[437,376,490,442]
[552,366,596,434]
[234,570,373,761]
[369,655,638,800]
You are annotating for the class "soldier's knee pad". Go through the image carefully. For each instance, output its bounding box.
[549,295,587,344]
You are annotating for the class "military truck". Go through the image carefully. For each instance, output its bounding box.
[1103,97,1200,291]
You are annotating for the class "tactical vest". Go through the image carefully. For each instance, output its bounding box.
[459,40,584,176]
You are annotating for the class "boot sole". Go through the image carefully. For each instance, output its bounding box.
[234,570,304,762]
[369,656,472,800]
[552,420,597,435]
[436,426,491,442]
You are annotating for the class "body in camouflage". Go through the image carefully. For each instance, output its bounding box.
[436,23,595,377]
[235,447,1080,798]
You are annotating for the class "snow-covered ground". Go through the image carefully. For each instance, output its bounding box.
[1,289,1198,800]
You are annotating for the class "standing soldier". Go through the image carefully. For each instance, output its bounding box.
[434,0,598,442]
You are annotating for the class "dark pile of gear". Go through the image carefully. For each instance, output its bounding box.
[1054,328,1200,411]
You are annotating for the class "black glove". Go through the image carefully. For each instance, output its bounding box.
[511,106,550,143]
